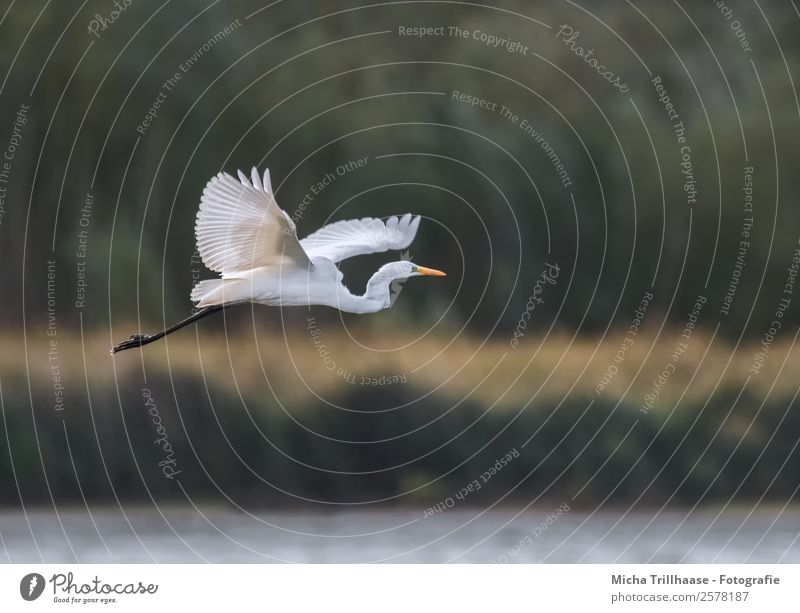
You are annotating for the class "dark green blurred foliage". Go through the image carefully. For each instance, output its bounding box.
[1,0,797,336]
[2,376,797,508]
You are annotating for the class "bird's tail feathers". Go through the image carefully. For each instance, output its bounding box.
[191,278,250,306]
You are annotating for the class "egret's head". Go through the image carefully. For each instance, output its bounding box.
[381,260,446,279]
[367,261,446,309]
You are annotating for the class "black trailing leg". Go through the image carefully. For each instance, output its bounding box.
[111,305,226,354]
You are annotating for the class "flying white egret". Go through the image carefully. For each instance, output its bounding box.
[112,167,445,353]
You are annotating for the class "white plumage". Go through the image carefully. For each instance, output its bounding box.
[195,168,309,273]
[111,167,445,354]
[300,214,421,262]
[191,167,444,313]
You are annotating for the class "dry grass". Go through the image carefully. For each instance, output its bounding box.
[10,322,799,412]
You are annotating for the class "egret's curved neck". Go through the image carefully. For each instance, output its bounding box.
[333,268,395,314]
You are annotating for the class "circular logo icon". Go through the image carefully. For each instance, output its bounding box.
[19,573,45,601]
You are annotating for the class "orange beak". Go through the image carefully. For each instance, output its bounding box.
[415,266,446,277]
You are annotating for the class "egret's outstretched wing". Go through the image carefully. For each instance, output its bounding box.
[300,214,421,263]
[195,168,309,274]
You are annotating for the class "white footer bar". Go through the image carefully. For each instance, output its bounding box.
[1,564,795,611]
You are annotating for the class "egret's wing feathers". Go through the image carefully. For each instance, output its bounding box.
[300,214,421,262]
[196,168,309,274]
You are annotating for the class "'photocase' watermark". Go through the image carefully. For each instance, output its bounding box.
[555,25,630,93]
[87,0,132,39]
[142,388,181,479]
[510,262,560,348]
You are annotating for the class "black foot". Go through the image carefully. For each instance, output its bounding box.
[111,334,149,354]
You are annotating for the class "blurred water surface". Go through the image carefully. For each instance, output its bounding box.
[1,508,798,563]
